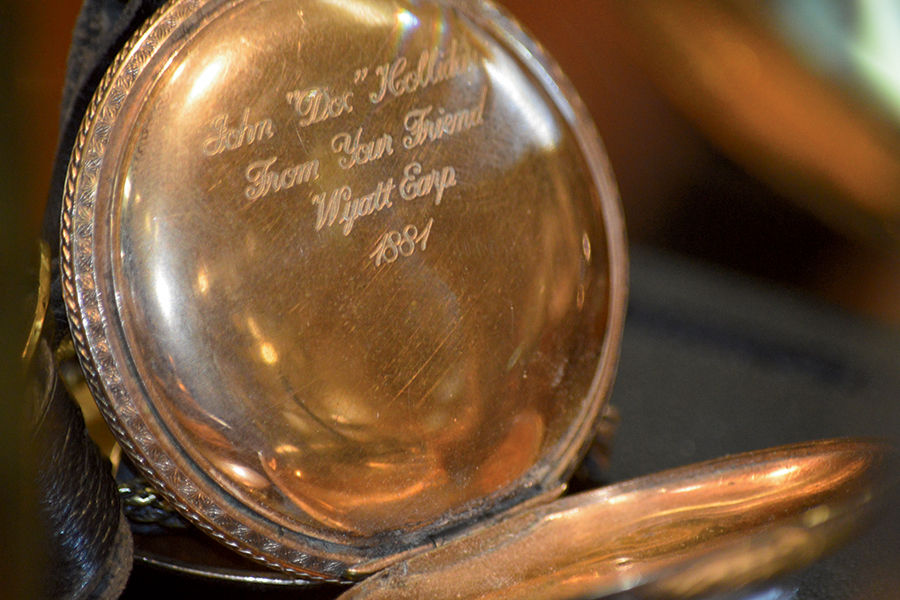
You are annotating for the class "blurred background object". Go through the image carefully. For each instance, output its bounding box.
[619,0,900,246]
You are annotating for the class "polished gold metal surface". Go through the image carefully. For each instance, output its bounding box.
[22,240,50,366]
[339,438,895,600]
[61,0,626,579]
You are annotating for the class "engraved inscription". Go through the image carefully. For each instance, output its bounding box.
[402,88,486,150]
[399,162,457,206]
[286,87,354,128]
[203,109,274,156]
[245,156,320,201]
[370,219,434,267]
[311,178,396,235]
[331,128,394,170]
[369,39,479,104]
[353,67,369,84]
[199,34,487,264]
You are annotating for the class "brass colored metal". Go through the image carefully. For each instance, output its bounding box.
[61,0,626,580]
[22,240,50,366]
[339,439,895,600]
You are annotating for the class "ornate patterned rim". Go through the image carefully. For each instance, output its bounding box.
[60,0,627,580]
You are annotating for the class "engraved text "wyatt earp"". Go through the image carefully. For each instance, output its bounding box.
[399,161,457,206]
[312,178,395,236]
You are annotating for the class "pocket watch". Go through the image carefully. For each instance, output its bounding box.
[57,0,890,595]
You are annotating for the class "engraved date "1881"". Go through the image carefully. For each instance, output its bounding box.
[370,218,434,267]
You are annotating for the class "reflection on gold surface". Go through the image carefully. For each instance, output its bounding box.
[483,58,561,151]
[341,439,893,598]
[259,342,279,365]
[187,54,230,106]
[213,457,271,491]
[318,0,397,27]
[97,0,615,546]
[196,269,210,294]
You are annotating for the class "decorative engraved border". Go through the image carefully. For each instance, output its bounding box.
[60,0,627,584]
[60,0,347,582]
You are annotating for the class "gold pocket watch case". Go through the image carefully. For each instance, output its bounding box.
[61,2,894,594]
[61,0,627,580]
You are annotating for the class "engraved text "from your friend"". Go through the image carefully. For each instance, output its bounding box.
[402,88,486,150]
[331,127,394,170]
[245,156,320,201]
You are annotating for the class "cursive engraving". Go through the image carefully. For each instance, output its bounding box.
[331,127,394,170]
[402,88,486,150]
[399,161,457,206]
[311,178,396,235]
[286,39,483,258]
[369,38,479,104]
[245,156,319,201]
[370,219,434,267]
[203,109,274,156]
[286,87,353,128]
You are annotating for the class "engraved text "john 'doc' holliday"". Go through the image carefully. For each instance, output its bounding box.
[286,87,354,128]
[203,108,274,156]
[369,38,479,104]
